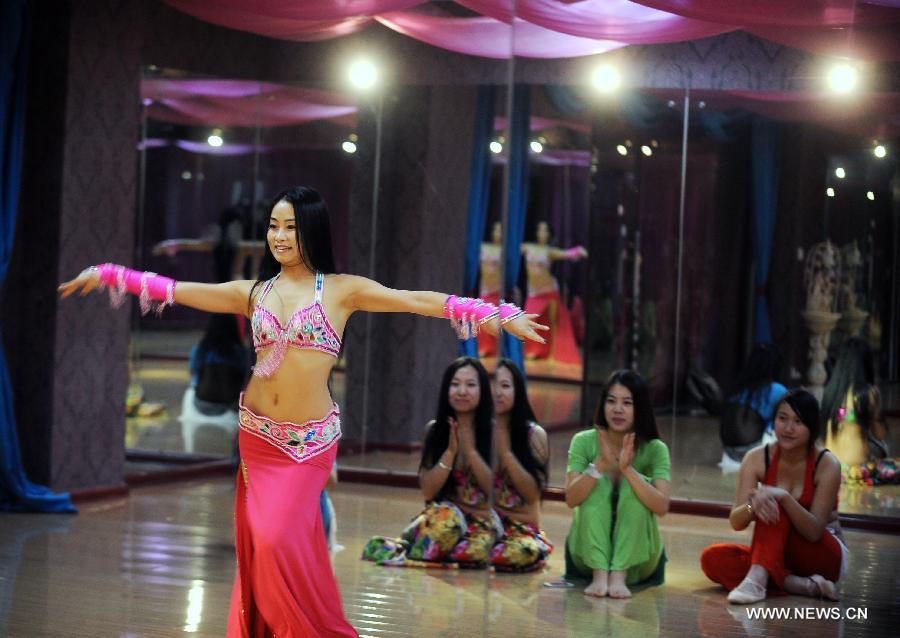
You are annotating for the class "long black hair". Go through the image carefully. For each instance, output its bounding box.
[248,186,337,311]
[497,358,547,489]
[420,357,494,502]
[775,389,821,449]
[731,342,783,407]
[821,337,875,432]
[593,369,660,445]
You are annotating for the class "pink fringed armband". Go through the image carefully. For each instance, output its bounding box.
[95,263,177,315]
[564,246,586,260]
[443,295,499,340]
[499,302,524,326]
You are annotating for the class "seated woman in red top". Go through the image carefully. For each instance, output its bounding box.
[700,389,846,604]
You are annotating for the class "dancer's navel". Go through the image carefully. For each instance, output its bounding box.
[272,394,279,406]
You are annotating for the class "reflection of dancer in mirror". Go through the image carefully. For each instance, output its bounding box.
[490,359,554,572]
[522,221,587,365]
[478,221,503,357]
[701,390,845,604]
[821,337,889,467]
[59,186,547,638]
[564,370,670,599]
[363,357,499,568]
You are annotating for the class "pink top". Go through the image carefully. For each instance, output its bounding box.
[251,272,342,377]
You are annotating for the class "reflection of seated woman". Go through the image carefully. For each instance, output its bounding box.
[185,313,248,416]
[363,358,499,567]
[490,359,553,572]
[564,370,671,598]
[701,390,845,604]
[719,343,787,468]
[522,221,586,365]
[822,338,889,467]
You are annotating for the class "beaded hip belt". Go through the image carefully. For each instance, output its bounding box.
[238,402,341,464]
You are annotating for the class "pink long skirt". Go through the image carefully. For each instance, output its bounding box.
[226,428,358,637]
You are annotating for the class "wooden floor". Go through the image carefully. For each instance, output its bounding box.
[2,479,898,637]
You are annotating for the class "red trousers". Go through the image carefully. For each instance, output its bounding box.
[701,510,843,592]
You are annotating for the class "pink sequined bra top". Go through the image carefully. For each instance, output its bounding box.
[251,272,342,377]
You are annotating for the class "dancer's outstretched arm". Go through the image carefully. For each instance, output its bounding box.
[58,265,255,316]
[337,274,548,344]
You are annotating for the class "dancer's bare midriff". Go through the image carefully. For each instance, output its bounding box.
[242,350,339,423]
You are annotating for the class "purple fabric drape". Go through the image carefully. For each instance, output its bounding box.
[163,0,900,61]
[630,0,899,26]
[458,0,735,43]
[375,12,624,59]
[141,79,357,127]
[164,1,375,41]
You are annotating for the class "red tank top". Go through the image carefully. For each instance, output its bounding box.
[763,444,838,510]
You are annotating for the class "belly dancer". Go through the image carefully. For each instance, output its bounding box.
[59,185,546,637]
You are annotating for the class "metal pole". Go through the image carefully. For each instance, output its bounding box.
[672,90,690,429]
[360,94,384,455]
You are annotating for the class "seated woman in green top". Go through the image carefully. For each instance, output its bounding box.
[564,369,672,598]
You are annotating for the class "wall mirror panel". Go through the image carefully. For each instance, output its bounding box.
[128,68,366,459]
[674,89,900,518]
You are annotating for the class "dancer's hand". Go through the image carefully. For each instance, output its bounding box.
[504,313,549,344]
[748,486,780,524]
[58,267,101,298]
[596,428,618,473]
[618,433,635,471]
[447,417,460,456]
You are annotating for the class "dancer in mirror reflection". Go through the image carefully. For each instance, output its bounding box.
[522,221,586,365]
[59,185,547,638]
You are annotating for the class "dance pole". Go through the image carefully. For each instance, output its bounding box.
[360,94,383,454]
[672,89,690,433]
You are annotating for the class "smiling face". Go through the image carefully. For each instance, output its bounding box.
[448,364,481,415]
[603,383,635,433]
[267,200,302,267]
[774,401,811,452]
[492,366,515,416]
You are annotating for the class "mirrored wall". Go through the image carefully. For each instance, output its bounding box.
[129,29,898,523]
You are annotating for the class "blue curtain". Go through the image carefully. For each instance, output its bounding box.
[0,1,75,513]
[459,86,496,357]
[750,117,779,343]
[500,85,531,370]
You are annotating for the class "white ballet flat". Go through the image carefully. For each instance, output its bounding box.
[727,578,767,604]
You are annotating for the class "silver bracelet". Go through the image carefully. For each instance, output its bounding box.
[584,463,604,480]
[437,460,453,471]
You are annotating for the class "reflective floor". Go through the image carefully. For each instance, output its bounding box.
[1,479,897,637]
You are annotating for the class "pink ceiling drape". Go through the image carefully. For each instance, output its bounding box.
[161,1,900,60]
[141,79,357,126]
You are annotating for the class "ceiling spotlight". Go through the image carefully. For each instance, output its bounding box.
[180,171,192,180]
[826,187,835,197]
[867,191,875,201]
[207,129,224,147]
[349,133,359,142]
[489,141,503,154]
[873,144,886,158]
[616,144,628,156]
[835,167,846,179]
[348,59,377,90]
[342,140,357,154]
[591,64,621,94]
[530,141,544,153]
[827,62,858,94]
[641,145,652,157]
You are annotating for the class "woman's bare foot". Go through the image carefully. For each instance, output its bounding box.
[584,569,608,597]
[608,570,632,599]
